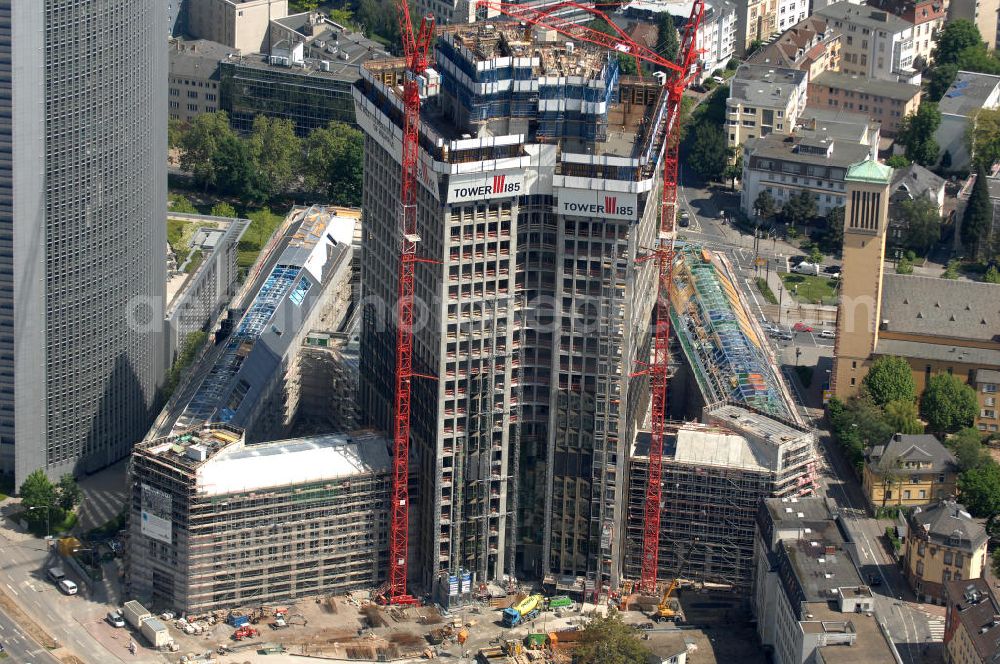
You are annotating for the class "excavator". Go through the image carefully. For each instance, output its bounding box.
[649,544,697,623]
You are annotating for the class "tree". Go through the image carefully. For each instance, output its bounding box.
[896,256,914,274]
[808,244,823,264]
[617,55,639,75]
[948,427,989,472]
[19,469,60,532]
[958,459,1000,518]
[56,475,82,512]
[754,190,777,221]
[921,373,978,434]
[962,163,993,259]
[993,548,1000,578]
[179,112,235,191]
[168,118,186,150]
[985,265,1000,283]
[970,108,1000,169]
[304,121,365,206]
[688,123,728,182]
[956,44,1000,75]
[290,0,320,11]
[724,162,742,190]
[927,63,959,102]
[896,198,942,253]
[214,133,265,203]
[210,202,238,218]
[863,356,916,406]
[877,453,910,508]
[168,194,198,214]
[248,116,301,200]
[943,258,961,279]
[897,103,941,167]
[166,330,209,393]
[782,191,817,229]
[575,610,650,664]
[656,14,680,64]
[932,20,984,66]
[884,399,924,434]
[886,154,911,168]
[823,206,845,250]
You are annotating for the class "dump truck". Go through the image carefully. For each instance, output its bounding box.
[545,596,573,611]
[232,625,259,641]
[502,594,543,627]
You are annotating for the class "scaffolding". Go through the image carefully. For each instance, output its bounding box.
[669,246,798,421]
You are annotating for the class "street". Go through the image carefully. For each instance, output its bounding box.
[0,606,61,664]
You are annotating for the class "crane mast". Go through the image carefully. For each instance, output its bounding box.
[475,0,704,594]
[389,0,435,605]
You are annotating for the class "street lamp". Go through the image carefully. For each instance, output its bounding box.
[28,505,52,538]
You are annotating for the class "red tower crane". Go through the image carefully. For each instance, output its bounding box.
[388,0,435,605]
[474,0,705,593]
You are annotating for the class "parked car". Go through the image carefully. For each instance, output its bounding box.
[107,611,126,628]
[819,329,836,339]
[58,579,78,595]
[792,322,814,333]
[776,330,794,341]
[823,265,842,279]
[678,211,690,227]
[792,261,821,275]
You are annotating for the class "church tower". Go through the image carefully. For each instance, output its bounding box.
[832,159,894,399]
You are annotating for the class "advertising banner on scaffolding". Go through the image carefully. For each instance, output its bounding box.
[140,484,173,545]
[557,187,638,221]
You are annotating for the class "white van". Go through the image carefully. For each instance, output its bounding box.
[58,579,78,595]
[47,567,66,583]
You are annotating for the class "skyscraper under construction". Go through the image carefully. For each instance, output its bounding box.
[353,22,674,602]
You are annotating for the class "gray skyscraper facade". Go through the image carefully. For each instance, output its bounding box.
[0,0,167,486]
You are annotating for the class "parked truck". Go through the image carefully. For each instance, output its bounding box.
[502,594,543,627]
[545,596,573,611]
[123,600,152,629]
[140,617,171,648]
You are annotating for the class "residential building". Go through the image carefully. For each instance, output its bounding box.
[753,497,895,664]
[866,0,948,67]
[943,578,1000,664]
[740,133,874,219]
[125,424,389,613]
[862,433,958,510]
[778,0,810,31]
[973,369,1000,433]
[354,24,665,601]
[808,70,921,136]
[798,107,882,145]
[726,64,808,151]
[166,206,361,443]
[887,163,946,253]
[902,501,989,604]
[934,71,1000,172]
[169,39,230,123]
[0,0,167,485]
[832,158,1000,403]
[949,0,1000,51]
[735,0,780,55]
[748,15,843,81]
[626,405,816,593]
[188,0,287,54]
[164,214,249,366]
[814,2,920,83]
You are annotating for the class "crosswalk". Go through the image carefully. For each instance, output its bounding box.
[926,616,945,642]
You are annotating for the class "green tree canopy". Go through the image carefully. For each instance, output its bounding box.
[782,191,818,228]
[575,610,651,664]
[948,428,989,472]
[249,116,301,200]
[617,55,639,75]
[895,197,941,254]
[962,163,993,260]
[210,202,238,218]
[970,108,1000,169]
[927,63,959,103]
[932,20,985,66]
[863,356,916,406]
[823,206,845,250]
[920,373,978,434]
[179,112,235,191]
[885,155,911,168]
[808,244,823,264]
[896,257,914,274]
[656,13,680,64]
[958,459,1000,518]
[214,133,265,203]
[754,190,777,221]
[897,103,941,167]
[20,469,56,509]
[56,474,82,512]
[304,121,364,206]
[985,265,1000,283]
[884,399,924,434]
[688,123,729,182]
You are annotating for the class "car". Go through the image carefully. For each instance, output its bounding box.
[106,611,126,628]
[792,322,814,333]
[792,261,821,275]
[867,574,882,587]
[819,329,836,339]
[58,579,78,595]
[776,330,793,341]
[712,75,725,84]
[823,265,842,279]
[47,567,66,583]
[678,211,690,228]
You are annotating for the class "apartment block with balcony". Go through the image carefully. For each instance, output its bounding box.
[866,0,948,67]
[814,1,920,83]
[808,70,921,135]
[726,64,808,152]
[735,0,780,55]
[903,501,989,605]
[748,15,843,82]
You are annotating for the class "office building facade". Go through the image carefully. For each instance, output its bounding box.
[1,0,167,486]
[354,24,665,602]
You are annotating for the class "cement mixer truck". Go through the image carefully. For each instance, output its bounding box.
[502,594,543,627]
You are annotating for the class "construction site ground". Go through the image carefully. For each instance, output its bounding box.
[135,589,765,664]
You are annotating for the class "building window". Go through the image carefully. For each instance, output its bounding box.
[916,560,924,576]
[187,90,198,98]
[944,551,953,565]
[903,490,911,499]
